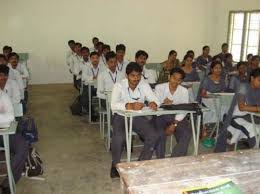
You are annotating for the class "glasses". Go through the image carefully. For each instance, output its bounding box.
[128,87,141,101]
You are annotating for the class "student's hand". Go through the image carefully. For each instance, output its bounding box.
[148,102,158,111]
[132,102,145,110]
[164,121,178,136]
[163,98,173,105]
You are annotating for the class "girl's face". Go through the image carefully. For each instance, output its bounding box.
[251,76,260,89]
[211,64,222,76]
[185,57,193,67]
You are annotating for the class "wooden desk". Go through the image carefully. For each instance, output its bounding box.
[117,149,260,194]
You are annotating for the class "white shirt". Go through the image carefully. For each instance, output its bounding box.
[69,54,82,79]
[155,83,189,121]
[3,79,21,104]
[117,59,129,75]
[99,54,107,67]
[142,66,157,84]
[66,50,74,66]
[97,69,124,99]
[16,62,30,87]
[0,90,14,128]
[82,63,105,86]
[7,64,25,99]
[89,47,97,53]
[111,79,159,111]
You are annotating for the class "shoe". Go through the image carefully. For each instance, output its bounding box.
[110,166,119,178]
[1,187,11,194]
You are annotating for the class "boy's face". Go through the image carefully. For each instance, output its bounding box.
[168,53,177,62]
[69,43,75,51]
[93,39,99,46]
[74,45,81,55]
[222,45,228,53]
[238,64,247,75]
[0,58,7,65]
[135,55,147,68]
[226,56,233,64]
[203,47,210,55]
[127,71,141,88]
[116,50,125,62]
[169,72,183,88]
[107,57,117,72]
[103,48,110,56]
[9,56,18,69]
[0,72,8,87]
[90,55,100,66]
[81,50,89,60]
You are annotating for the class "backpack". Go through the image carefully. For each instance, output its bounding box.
[23,147,43,177]
[17,116,38,144]
[70,95,82,115]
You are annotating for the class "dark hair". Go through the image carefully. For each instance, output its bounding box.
[203,45,209,50]
[0,65,9,75]
[92,37,99,42]
[126,62,142,75]
[103,44,111,51]
[247,53,253,60]
[169,50,177,56]
[96,42,104,47]
[225,53,233,59]
[90,51,99,57]
[212,55,222,62]
[183,54,193,61]
[8,46,12,52]
[252,55,260,61]
[8,52,19,60]
[135,50,148,59]
[105,51,116,61]
[68,40,75,45]
[170,68,185,79]
[116,44,126,52]
[222,43,228,48]
[0,54,7,60]
[210,61,222,71]
[75,42,82,47]
[2,46,9,51]
[81,47,89,52]
[250,68,260,79]
[236,61,246,69]
[186,50,194,56]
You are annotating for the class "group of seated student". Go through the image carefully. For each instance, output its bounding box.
[65,38,260,178]
[0,46,30,194]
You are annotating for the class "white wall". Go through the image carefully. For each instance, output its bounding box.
[0,0,258,84]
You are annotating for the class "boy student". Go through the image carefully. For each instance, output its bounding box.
[2,46,12,58]
[81,51,104,118]
[110,62,160,178]
[116,44,129,74]
[135,50,157,86]
[0,65,21,105]
[215,43,229,63]
[0,54,7,65]
[81,47,90,65]
[100,44,111,66]
[0,90,28,194]
[154,68,192,158]
[69,42,82,90]
[97,51,124,101]
[89,37,99,52]
[66,40,75,66]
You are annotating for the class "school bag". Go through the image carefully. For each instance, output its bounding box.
[17,116,38,144]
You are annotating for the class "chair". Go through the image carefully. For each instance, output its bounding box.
[98,98,107,139]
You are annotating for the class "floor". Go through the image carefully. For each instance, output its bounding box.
[16,84,214,194]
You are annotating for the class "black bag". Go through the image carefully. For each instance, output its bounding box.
[17,116,38,144]
[23,147,43,177]
[70,95,82,115]
[160,103,202,115]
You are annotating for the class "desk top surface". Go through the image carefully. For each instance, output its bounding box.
[0,121,18,135]
[117,149,260,194]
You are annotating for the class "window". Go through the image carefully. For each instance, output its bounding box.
[228,11,260,62]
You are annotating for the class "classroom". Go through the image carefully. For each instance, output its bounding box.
[0,0,260,193]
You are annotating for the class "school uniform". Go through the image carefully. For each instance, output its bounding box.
[228,74,248,92]
[89,47,97,53]
[196,55,212,70]
[99,54,107,67]
[116,59,129,75]
[69,53,82,90]
[3,78,21,105]
[16,62,30,104]
[110,79,160,166]
[0,91,29,190]
[66,50,74,66]
[154,83,191,158]
[141,66,158,85]
[215,52,227,63]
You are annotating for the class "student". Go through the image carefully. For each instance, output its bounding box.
[97,51,124,100]
[223,53,234,75]
[81,47,90,65]
[186,50,197,68]
[110,62,160,178]
[0,65,21,105]
[89,37,99,52]
[100,44,110,66]
[228,62,248,92]
[0,90,29,194]
[69,42,82,90]
[135,50,157,86]
[81,52,104,116]
[215,68,260,152]
[2,46,11,58]
[0,54,7,65]
[246,53,253,66]
[181,54,200,82]
[196,46,212,70]
[215,43,229,63]
[248,55,260,75]
[115,44,129,74]
[158,50,180,83]
[7,53,25,101]
[198,61,227,133]
[66,40,75,66]
[155,68,191,158]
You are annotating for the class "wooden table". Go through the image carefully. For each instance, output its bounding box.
[117,149,260,194]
